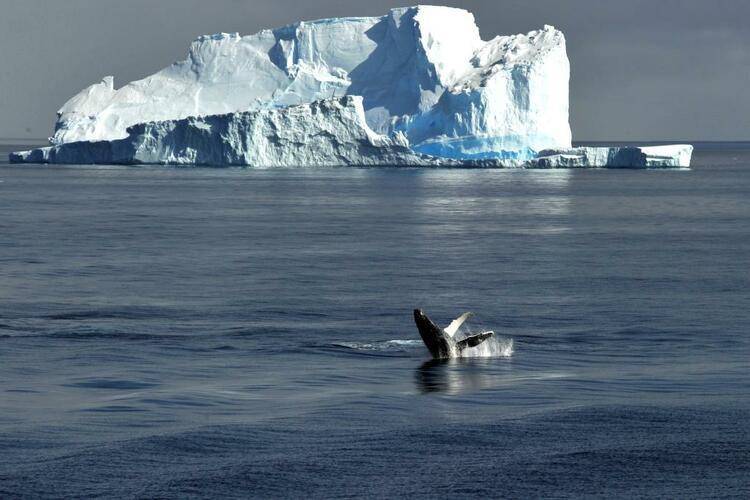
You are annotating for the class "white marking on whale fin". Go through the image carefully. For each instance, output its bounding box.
[444,312,473,338]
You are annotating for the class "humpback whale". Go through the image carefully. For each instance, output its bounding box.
[413,309,494,359]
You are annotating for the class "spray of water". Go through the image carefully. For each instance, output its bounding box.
[451,315,514,358]
[456,336,514,358]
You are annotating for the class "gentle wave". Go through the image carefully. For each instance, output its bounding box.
[43,307,176,321]
[333,339,424,351]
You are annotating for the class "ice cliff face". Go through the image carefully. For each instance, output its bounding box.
[529,145,695,168]
[48,5,571,161]
[13,97,435,167]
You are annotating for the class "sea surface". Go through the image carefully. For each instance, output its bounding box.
[0,143,748,498]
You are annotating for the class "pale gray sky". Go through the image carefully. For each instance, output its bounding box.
[1,0,748,141]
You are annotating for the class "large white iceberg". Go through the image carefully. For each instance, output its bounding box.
[11,5,691,168]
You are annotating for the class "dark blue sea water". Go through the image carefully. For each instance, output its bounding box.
[1,143,748,498]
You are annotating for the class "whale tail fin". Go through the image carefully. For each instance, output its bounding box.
[456,331,494,351]
[444,312,473,338]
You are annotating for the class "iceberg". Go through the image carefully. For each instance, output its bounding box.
[10,5,692,168]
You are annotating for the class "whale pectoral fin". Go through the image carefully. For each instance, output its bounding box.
[444,312,473,338]
[456,331,494,350]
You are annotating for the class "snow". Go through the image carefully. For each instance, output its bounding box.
[13,5,692,168]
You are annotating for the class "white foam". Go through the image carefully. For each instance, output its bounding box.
[457,337,514,358]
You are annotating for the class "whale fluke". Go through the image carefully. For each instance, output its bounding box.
[413,309,494,359]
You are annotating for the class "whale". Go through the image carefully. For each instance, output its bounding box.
[413,309,494,359]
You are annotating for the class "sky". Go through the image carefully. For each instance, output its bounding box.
[0,0,748,141]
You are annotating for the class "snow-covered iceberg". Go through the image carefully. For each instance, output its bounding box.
[11,5,691,168]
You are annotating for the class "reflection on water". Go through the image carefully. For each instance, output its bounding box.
[415,358,573,397]
[416,358,509,395]
[407,169,573,240]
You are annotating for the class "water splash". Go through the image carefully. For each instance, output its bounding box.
[450,314,514,358]
[456,337,514,358]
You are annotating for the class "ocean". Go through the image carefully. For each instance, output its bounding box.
[0,143,748,498]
